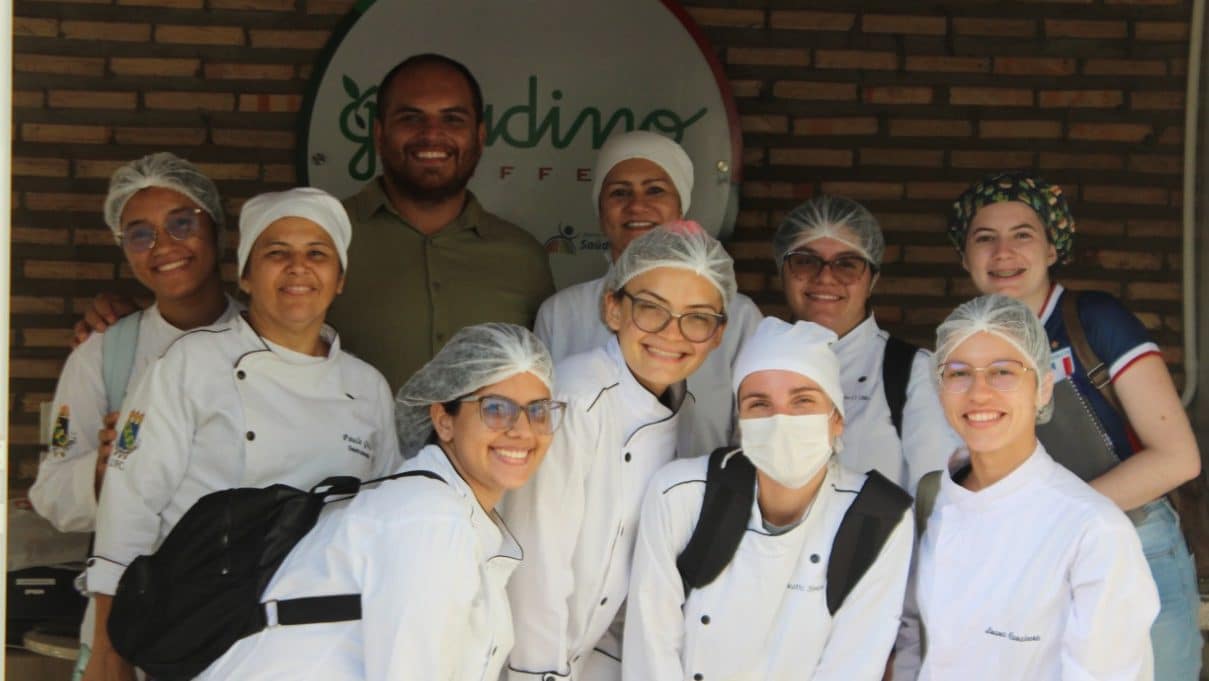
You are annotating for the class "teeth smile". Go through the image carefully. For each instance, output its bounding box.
[966,412,1002,422]
[990,269,1025,278]
[807,293,841,301]
[494,448,529,461]
[154,259,189,272]
[624,221,655,229]
[415,150,450,159]
[282,285,313,294]
[646,346,683,360]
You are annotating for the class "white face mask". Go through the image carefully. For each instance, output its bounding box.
[739,412,834,488]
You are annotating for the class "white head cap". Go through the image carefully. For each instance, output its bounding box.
[603,220,736,307]
[592,130,694,217]
[104,152,224,243]
[395,323,554,458]
[773,195,885,268]
[732,317,845,418]
[237,187,351,275]
[935,294,1054,423]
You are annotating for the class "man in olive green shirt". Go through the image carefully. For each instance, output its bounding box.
[326,53,554,388]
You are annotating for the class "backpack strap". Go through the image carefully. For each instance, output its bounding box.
[676,447,755,595]
[825,469,912,615]
[882,335,918,438]
[101,311,143,413]
[914,470,942,540]
[1060,291,1125,417]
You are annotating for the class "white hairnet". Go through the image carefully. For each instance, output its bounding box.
[773,195,885,268]
[592,130,694,217]
[395,323,555,457]
[104,152,224,242]
[603,220,737,307]
[733,318,844,418]
[935,294,1054,423]
[237,187,351,274]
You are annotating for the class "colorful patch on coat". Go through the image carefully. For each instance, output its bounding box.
[115,410,144,456]
[1050,347,1074,382]
[49,405,74,455]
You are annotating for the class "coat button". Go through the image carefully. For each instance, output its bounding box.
[246,431,255,441]
[235,370,246,380]
[694,674,704,680]
[700,614,710,625]
[624,452,631,462]
[810,553,820,563]
[600,597,608,605]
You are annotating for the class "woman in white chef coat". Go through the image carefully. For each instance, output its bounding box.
[624,317,913,681]
[504,222,738,681]
[83,187,400,681]
[28,153,242,679]
[200,323,563,681]
[772,196,958,492]
[534,130,761,458]
[905,294,1158,680]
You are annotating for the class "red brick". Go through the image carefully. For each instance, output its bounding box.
[1045,19,1127,39]
[10,359,64,380]
[209,0,296,8]
[904,56,990,73]
[194,162,260,181]
[1107,0,1180,4]
[238,94,303,112]
[1076,219,1126,236]
[686,8,764,28]
[979,120,1063,139]
[906,182,968,200]
[13,158,69,177]
[1069,122,1152,143]
[263,164,297,183]
[889,119,972,137]
[864,86,933,104]
[793,117,879,136]
[1128,154,1181,174]
[21,328,74,348]
[22,123,110,144]
[773,81,857,101]
[875,276,946,296]
[212,129,295,149]
[14,54,105,76]
[1127,282,1181,301]
[950,87,1033,107]
[862,14,946,35]
[11,296,64,315]
[1083,59,1167,76]
[815,50,896,70]
[1039,89,1123,108]
[1126,219,1180,237]
[13,227,70,245]
[14,91,45,108]
[743,182,796,199]
[14,17,59,37]
[1084,185,1167,205]
[110,57,199,77]
[728,48,809,67]
[120,0,202,7]
[860,148,943,167]
[1039,152,1125,170]
[25,192,105,212]
[903,246,959,264]
[48,90,138,110]
[953,18,1035,37]
[769,10,854,31]
[769,148,854,167]
[951,150,1036,169]
[73,159,125,179]
[878,213,946,232]
[145,91,236,111]
[112,127,205,146]
[742,115,788,134]
[1131,91,1184,110]
[306,0,354,13]
[1157,126,1183,145]
[155,25,245,45]
[204,62,295,80]
[730,80,762,99]
[248,29,329,49]
[1096,250,1163,270]
[994,57,1077,77]
[1136,22,1188,41]
[25,260,114,279]
[819,181,904,200]
[61,21,151,42]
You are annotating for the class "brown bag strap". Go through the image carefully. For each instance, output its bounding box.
[1060,291,1125,416]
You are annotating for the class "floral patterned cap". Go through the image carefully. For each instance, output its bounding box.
[948,171,1076,265]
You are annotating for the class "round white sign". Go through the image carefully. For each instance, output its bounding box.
[300,0,741,288]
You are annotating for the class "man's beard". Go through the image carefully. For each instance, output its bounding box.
[381,144,482,204]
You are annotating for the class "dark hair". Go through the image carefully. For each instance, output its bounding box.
[425,399,463,447]
[376,53,484,123]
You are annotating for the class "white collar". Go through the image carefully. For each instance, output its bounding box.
[831,314,880,357]
[939,441,1054,512]
[412,444,522,561]
[1038,283,1064,325]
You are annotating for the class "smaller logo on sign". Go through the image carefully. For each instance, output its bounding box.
[544,223,578,255]
[50,405,74,456]
[115,411,145,458]
[1051,347,1075,382]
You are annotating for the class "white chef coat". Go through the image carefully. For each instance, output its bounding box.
[198,445,521,681]
[624,455,913,681]
[831,315,960,493]
[905,443,1158,681]
[88,313,400,596]
[30,298,241,533]
[533,275,762,459]
[502,337,686,680]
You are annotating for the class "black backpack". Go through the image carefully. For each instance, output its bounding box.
[676,447,911,615]
[107,470,444,681]
[882,335,918,438]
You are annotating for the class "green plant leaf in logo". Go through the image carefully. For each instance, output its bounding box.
[339,76,378,181]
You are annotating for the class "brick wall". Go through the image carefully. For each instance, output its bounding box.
[8,0,1195,486]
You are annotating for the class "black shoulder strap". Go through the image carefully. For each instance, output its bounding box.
[882,335,919,438]
[1060,290,1125,417]
[676,447,755,595]
[825,470,912,615]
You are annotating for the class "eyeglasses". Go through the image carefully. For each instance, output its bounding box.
[119,207,205,253]
[782,252,872,285]
[619,290,727,343]
[937,360,1035,394]
[459,394,568,435]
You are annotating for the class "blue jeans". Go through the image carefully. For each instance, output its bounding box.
[1134,499,1202,681]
